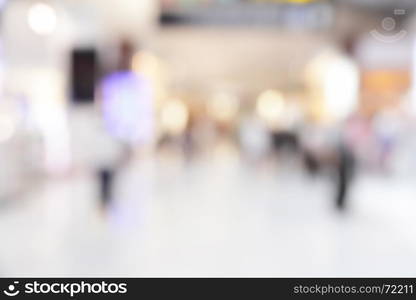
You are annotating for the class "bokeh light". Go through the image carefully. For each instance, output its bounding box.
[256,90,285,129]
[27,2,57,36]
[160,98,189,136]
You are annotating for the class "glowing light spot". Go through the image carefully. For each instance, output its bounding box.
[161,99,189,136]
[27,3,57,35]
[256,90,285,129]
[208,92,239,123]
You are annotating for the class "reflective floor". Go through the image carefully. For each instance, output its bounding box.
[1,151,416,277]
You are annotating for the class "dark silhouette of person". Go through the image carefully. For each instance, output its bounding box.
[98,168,114,208]
[303,150,320,175]
[335,143,355,211]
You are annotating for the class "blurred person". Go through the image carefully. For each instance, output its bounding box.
[96,38,154,209]
[270,130,300,154]
[100,39,154,157]
[302,149,321,175]
[301,121,356,212]
[372,108,402,172]
[302,34,360,212]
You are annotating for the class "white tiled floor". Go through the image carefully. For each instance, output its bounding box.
[1,153,416,277]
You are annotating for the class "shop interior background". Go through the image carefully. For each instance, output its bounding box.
[0,0,416,276]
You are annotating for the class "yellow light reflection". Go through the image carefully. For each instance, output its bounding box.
[161,98,189,136]
[208,92,239,123]
[256,90,285,129]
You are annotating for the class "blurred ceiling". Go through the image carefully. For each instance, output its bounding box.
[338,0,415,9]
